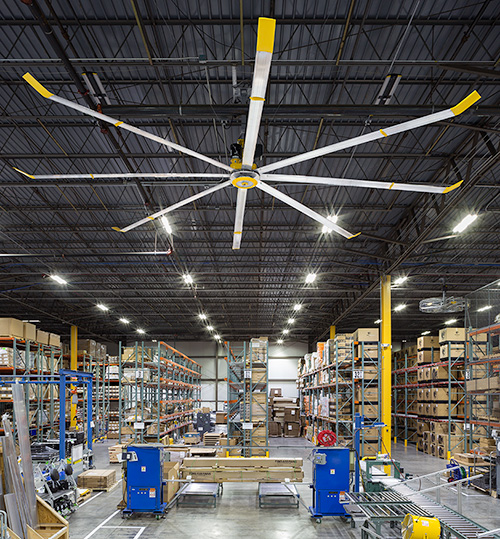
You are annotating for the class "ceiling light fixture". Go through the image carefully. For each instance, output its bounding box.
[445,318,457,325]
[293,304,302,311]
[137,328,145,334]
[207,325,214,331]
[283,329,290,335]
[394,304,406,312]
[421,330,431,336]
[119,318,130,324]
[288,318,295,324]
[161,215,173,234]
[97,303,109,311]
[50,275,67,285]
[322,214,338,234]
[277,339,283,345]
[305,273,316,284]
[393,276,408,286]
[477,305,492,312]
[199,313,207,320]
[214,334,220,340]
[374,319,382,324]
[453,214,477,233]
[183,274,193,284]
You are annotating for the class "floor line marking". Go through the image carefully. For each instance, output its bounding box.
[82,510,120,539]
[101,526,144,529]
[133,527,146,539]
[79,491,103,507]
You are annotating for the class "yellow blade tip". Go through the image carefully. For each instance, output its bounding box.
[22,72,53,98]
[442,180,463,194]
[256,17,276,53]
[450,90,481,116]
[348,232,361,240]
[111,227,123,232]
[12,166,35,179]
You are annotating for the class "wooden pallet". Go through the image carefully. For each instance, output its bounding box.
[90,481,120,493]
[77,489,92,504]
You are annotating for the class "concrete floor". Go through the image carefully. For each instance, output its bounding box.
[66,439,500,539]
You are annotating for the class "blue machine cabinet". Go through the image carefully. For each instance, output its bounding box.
[123,444,168,518]
[310,447,350,521]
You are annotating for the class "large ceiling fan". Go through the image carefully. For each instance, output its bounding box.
[19,18,480,250]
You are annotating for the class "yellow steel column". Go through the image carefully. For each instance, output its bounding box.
[70,325,78,427]
[380,275,392,457]
[330,325,336,339]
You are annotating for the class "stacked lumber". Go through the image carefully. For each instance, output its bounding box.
[180,457,304,483]
[77,469,116,491]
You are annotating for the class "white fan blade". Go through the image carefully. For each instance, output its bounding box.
[232,189,248,250]
[262,174,463,194]
[259,91,481,174]
[241,18,276,167]
[22,73,233,173]
[12,168,229,181]
[116,179,232,233]
[256,181,359,239]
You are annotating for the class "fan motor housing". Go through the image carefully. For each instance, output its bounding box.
[231,170,259,190]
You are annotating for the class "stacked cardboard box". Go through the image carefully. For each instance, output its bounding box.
[77,469,116,490]
[180,457,304,482]
[271,397,299,437]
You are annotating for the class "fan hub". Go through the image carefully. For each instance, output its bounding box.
[230,170,260,190]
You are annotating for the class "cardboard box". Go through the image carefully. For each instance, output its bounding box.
[432,387,462,402]
[430,422,456,434]
[180,468,304,482]
[424,367,432,381]
[432,403,464,417]
[0,318,24,339]
[36,330,50,345]
[417,350,440,365]
[417,336,439,350]
[49,333,61,348]
[77,469,116,489]
[436,434,464,448]
[270,388,282,397]
[182,457,303,468]
[355,404,378,418]
[251,368,266,384]
[284,407,300,421]
[354,328,379,342]
[440,344,465,359]
[23,322,37,341]
[268,421,282,437]
[417,367,426,382]
[215,412,226,424]
[284,421,301,437]
[355,387,379,401]
[162,461,180,503]
[439,327,466,343]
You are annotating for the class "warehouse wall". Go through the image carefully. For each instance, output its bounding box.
[173,340,307,410]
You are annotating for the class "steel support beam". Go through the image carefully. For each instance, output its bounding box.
[380,275,391,461]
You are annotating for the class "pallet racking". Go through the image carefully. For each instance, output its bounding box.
[116,341,202,444]
[392,338,467,458]
[0,337,63,440]
[299,334,381,457]
[226,338,269,456]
